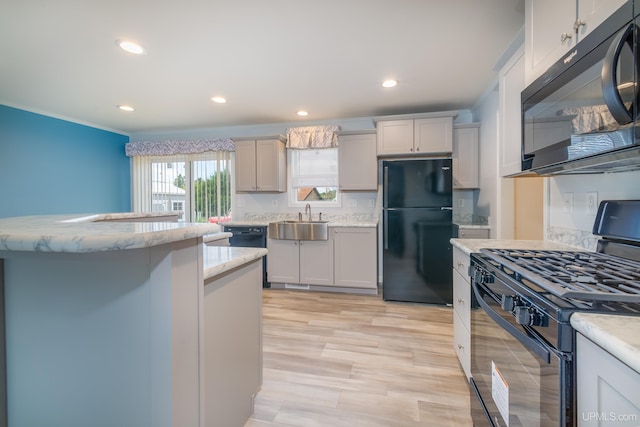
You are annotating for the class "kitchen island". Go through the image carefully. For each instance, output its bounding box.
[0,213,266,427]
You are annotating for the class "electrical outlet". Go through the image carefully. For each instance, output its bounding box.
[368,199,375,208]
[562,193,573,213]
[586,192,598,215]
[271,199,278,207]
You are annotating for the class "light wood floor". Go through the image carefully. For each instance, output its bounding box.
[244,289,473,427]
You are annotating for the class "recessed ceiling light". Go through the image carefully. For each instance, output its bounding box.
[117,104,135,112]
[116,40,146,55]
[382,79,398,88]
[297,110,309,117]
[211,96,227,104]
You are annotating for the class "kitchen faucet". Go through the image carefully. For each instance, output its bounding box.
[305,203,311,222]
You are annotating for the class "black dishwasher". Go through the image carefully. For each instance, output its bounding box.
[222,225,269,288]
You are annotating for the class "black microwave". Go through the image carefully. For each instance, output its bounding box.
[521,1,640,175]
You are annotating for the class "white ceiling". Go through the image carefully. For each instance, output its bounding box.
[0,1,524,135]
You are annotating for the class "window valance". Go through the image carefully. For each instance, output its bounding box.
[125,138,236,157]
[285,125,340,149]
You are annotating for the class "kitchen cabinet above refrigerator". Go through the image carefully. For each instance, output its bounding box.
[374,112,456,156]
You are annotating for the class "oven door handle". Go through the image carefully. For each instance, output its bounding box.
[472,281,551,364]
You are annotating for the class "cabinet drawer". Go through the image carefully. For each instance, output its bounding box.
[453,247,470,278]
[453,268,470,330]
[457,227,489,239]
[453,309,471,380]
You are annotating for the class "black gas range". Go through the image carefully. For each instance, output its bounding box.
[468,200,640,427]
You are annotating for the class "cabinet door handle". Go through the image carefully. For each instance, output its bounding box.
[458,298,464,304]
[574,19,586,32]
[458,344,464,350]
[560,32,572,43]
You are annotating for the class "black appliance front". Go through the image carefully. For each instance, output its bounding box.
[382,158,453,304]
[223,225,269,288]
[521,1,640,175]
[469,275,572,426]
[383,159,453,209]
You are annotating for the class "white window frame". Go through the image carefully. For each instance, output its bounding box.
[287,148,341,208]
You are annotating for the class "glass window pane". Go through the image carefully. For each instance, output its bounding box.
[151,161,186,220]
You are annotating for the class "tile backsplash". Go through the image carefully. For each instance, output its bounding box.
[547,170,640,250]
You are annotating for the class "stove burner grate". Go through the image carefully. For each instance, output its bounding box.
[480,249,640,303]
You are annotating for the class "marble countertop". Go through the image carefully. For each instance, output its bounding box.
[0,213,223,253]
[221,220,378,228]
[222,212,378,228]
[454,223,491,229]
[450,238,580,256]
[572,313,640,373]
[203,232,232,244]
[203,246,268,281]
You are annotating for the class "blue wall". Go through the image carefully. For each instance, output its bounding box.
[0,105,130,218]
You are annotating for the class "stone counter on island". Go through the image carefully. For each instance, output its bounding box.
[0,213,266,427]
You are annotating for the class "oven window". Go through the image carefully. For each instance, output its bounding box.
[470,284,567,426]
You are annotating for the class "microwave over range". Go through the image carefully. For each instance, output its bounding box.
[521,1,640,175]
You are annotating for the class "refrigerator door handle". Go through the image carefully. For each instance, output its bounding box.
[383,210,389,250]
[441,207,453,211]
[383,166,389,207]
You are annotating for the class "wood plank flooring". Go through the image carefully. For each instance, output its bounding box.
[244,289,472,427]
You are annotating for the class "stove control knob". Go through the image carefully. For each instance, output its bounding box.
[515,306,545,326]
[501,295,515,311]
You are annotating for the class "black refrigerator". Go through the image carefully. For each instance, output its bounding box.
[382,159,453,304]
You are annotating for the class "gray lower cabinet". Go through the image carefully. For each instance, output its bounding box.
[204,259,263,427]
[267,227,377,291]
[576,333,640,426]
[333,227,377,289]
[452,246,471,380]
[266,238,333,286]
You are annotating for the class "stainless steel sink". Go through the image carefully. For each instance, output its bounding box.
[268,221,329,241]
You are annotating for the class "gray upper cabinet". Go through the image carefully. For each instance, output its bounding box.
[375,113,455,156]
[338,132,377,191]
[499,44,525,177]
[524,0,627,85]
[452,124,479,189]
[235,137,287,192]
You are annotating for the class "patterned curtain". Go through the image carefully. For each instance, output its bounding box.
[285,125,340,149]
[125,138,235,157]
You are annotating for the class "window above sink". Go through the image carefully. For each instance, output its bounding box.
[287,148,341,208]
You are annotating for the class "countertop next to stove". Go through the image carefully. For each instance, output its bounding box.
[450,238,579,256]
[571,313,640,374]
